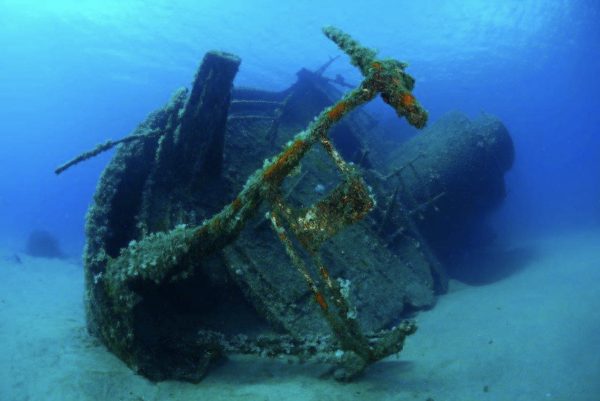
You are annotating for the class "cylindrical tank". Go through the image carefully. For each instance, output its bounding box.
[384,111,514,262]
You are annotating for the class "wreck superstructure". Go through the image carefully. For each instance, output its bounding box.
[59,28,513,381]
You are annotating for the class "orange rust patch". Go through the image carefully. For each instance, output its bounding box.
[314,291,328,311]
[327,101,347,122]
[263,139,306,182]
[231,197,242,212]
[400,92,416,108]
[371,61,382,70]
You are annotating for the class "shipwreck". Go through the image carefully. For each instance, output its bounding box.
[57,27,514,381]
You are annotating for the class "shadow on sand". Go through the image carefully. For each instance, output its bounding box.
[447,246,538,286]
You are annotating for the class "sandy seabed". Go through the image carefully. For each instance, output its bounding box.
[1,229,599,401]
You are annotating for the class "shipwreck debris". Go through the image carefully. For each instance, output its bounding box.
[57,27,514,382]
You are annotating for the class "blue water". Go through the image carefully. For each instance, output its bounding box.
[1,1,600,399]
[1,0,599,254]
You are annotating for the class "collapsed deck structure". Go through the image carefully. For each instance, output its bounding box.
[59,28,513,381]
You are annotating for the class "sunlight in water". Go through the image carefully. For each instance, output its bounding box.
[0,0,598,398]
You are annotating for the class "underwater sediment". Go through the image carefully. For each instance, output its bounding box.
[61,28,513,382]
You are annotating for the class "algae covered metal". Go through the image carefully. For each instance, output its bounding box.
[59,27,514,382]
